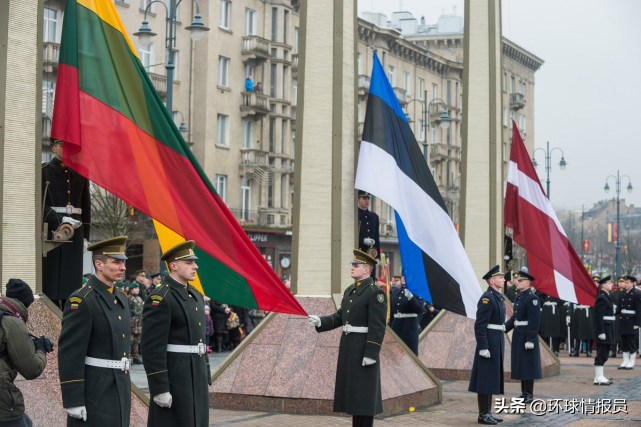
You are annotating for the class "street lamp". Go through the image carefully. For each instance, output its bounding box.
[134,0,209,114]
[532,141,567,199]
[174,111,188,132]
[604,170,633,277]
[404,93,451,164]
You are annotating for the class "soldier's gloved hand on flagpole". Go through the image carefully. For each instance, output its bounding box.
[635,326,639,330]
[66,406,87,421]
[566,316,571,325]
[153,392,172,408]
[62,216,82,229]
[362,357,376,366]
[479,349,490,358]
[308,315,321,327]
[403,288,414,300]
[598,334,606,340]
[363,237,375,247]
[524,342,534,350]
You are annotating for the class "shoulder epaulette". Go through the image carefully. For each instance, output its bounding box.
[118,289,127,296]
[42,162,49,169]
[76,286,94,298]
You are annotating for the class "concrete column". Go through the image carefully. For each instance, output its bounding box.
[460,0,504,281]
[291,0,357,296]
[0,0,43,292]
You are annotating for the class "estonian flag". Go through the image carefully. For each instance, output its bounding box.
[355,52,482,319]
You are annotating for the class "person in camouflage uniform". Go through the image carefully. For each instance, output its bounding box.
[128,282,144,365]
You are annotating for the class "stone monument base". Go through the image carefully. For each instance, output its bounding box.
[418,304,561,381]
[209,296,441,416]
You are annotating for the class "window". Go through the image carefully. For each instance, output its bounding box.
[43,7,58,43]
[357,52,362,74]
[282,66,288,99]
[241,186,252,221]
[510,76,515,94]
[242,120,253,148]
[139,43,155,72]
[270,63,277,97]
[431,127,437,143]
[216,115,229,146]
[168,50,178,81]
[293,80,298,106]
[446,81,451,105]
[403,72,410,93]
[418,79,424,100]
[283,10,289,44]
[418,119,425,141]
[218,56,229,87]
[271,7,278,41]
[245,8,257,36]
[510,111,515,133]
[387,66,395,86]
[281,175,287,208]
[446,126,451,145]
[220,1,231,29]
[432,83,438,100]
[281,119,287,153]
[140,0,156,13]
[387,203,394,225]
[268,159,275,208]
[503,107,508,127]
[244,64,254,79]
[503,72,507,92]
[215,175,228,204]
[292,131,296,159]
[269,118,276,152]
[294,28,299,53]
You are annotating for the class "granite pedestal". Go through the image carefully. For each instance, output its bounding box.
[16,295,149,426]
[210,297,441,416]
[418,301,560,381]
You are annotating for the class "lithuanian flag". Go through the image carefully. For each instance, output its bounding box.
[51,0,306,316]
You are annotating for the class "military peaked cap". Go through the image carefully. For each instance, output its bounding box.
[357,190,370,197]
[151,272,161,279]
[351,249,377,266]
[516,271,535,282]
[129,282,139,289]
[482,265,504,281]
[87,236,128,259]
[598,276,611,285]
[136,269,147,276]
[161,240,198,263]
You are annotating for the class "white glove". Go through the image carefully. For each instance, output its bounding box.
[83,238,88,253]
[479,349,490,358]
[66,406,87,421]
[308,315,321,327]
[566,316,571,325]
[525,342,534,350]
[613,304,617,313]
[363,237,375,247]
[153,392,172,408]
[62,216,82,229]
[635,325,639,330]
[403,288,414,300]
[598,333,606,340]
[362,357,376,366]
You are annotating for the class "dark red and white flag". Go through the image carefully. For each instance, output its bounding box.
[505,122,596,305]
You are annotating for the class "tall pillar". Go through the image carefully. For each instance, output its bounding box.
[0,0,42,292]
[290,0,357,296]
[459,0,504,280]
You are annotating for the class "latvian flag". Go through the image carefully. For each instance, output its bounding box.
[505,123,596,305]
[355,52,481,319]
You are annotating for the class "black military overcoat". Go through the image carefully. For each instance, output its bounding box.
[389,286,422,355]
[594,290,615,345]
[505,289,542,380]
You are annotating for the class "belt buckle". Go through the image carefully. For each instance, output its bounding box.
[197,343,206,356]
[66,205,73,215]
[121,357,130,372]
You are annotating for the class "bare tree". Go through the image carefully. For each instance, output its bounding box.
[90,183,153,252]
[622,227,640,275]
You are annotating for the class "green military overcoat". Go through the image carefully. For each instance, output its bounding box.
[141,276,211,427]
[316,277,387,416]
[58,276,131,426]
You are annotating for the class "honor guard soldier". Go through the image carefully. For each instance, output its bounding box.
[610,278,625,357]
[58,237,131,426]
[504,271,517,303]
[308,250,387,427]
[357,191,380,275]
[540,293,562,356]
[468,266,506,426]
[570,290,595,357]
[389,276,422,355]
[128,282,144,365]
[505,271,542,405]
[42,138,91,306]
[594,276,615,385]
[141,241,211,427]
[617,275,641,370]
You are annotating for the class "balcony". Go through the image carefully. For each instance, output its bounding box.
[241,36,271,62]
[358,75,370,97]
[43,42,60,73]
[430,143,450,162]
[510,92,526,111]
[240,92,271,118]
[148,73,167,97]
[228,208,291,228]
[393,87,407,107]
[42,92,54,119]
[291,105,296,122]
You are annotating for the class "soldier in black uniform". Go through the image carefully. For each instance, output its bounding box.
[570,294,595,357]
[594,276,615,385]
[504,271,517,303]
[617,275,641,370]
[308,250,386,427]
[468,265,506,426]
[141,241,211,427]
[42,139,91,306]
[357,191,380,277]
[540,293,562,356]
[609,279,625,357]
[389,278,422,355]
[505,271,541,404]
[58,237,131,426]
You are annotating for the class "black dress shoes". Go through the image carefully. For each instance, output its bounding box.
[478,413,498,425]
[609,351,616,358]
[490,414,503,423]
[523,394,534,404]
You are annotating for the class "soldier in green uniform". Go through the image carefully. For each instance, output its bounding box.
[128,283,144,365]
[141,241,211,427]
[308,249,387,427]
[58,237,131,426]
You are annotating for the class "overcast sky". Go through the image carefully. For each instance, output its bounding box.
[357,0,641,211]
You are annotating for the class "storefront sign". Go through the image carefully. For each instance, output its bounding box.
[247,232,268,243]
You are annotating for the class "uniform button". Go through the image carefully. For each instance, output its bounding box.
[397,303,400,306]
[189,295,192,298]
[199,322,202,326]
[347,310,350,313]
[350,300,352,303]
[67,191,71,194]
[346,321,349,324]
[66,180,69,183]
[200,339,203,343]
[196,307,198,311]
[118,316,121,320]
[114,300,117,304]
[122,334,125,338]
[64,170,68,172]
[124,352,127,356]
[399,297,401,299]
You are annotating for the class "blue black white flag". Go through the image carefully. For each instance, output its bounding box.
[355,52,481,319]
